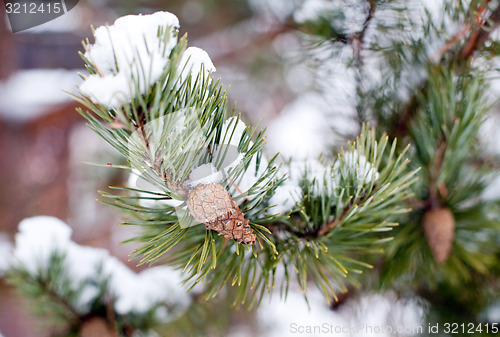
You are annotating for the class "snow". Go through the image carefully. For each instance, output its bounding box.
[80,12,180,108]
[230,150,270,202]
[257,288,427,337]
[187,163,224,187]
[79,12,217,109]
[266,95,333,160]
[178,47,216,85]
[269,182,303,213]
[269,159,333,213]
[269,151,378,214]
[0,69,82,121]
[103,257,190,315]
[12,216,73,274]
[126,114,247,204]
[222,116,248,147]
[11,216,191,317]
[335,149,379,184]
[78,73,131,109]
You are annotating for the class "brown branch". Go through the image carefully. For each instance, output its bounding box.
[461,2,500,58]
[351,0,376,124]
[427,139,448,210]
[317,202,352,236]
[37,279,82,324]
[268,188,373,239]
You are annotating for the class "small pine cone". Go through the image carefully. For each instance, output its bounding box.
[422,207,455,264]
[186,183,256,244]
[79,317,117,337]
[164,170,189,198]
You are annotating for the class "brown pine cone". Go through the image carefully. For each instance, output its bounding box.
[186,183,256,244]
[422,207,455,264]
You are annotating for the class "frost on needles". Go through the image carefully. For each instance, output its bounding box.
[74,11,417,306]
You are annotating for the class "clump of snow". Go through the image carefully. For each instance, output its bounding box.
[0,69,82,121]
[183,116,261,204]
[187,163,224,187]
[270,159,334,213]
[335,149,379,184]
[102,256,190,315]
[12,216,72,274]
[11,216,191,317]
[269,150,378,214]
[80,12,179,108]
[178,47,216,85]
[80,12,217,109]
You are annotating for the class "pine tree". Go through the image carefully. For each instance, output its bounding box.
[5,1,500,336]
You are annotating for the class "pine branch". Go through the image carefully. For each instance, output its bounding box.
[74,12,418,307]
[460,0,500,58]
[318,188,371,236]
[7,253,84,327]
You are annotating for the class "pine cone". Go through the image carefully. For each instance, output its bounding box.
[186,183,256,244]
[422,207,455,264]
[79,317,117,337]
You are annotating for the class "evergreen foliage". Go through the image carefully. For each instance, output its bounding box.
[73,15,417,308]
[6,0,500,335]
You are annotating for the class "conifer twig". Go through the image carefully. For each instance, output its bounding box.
[351,0,376,124]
